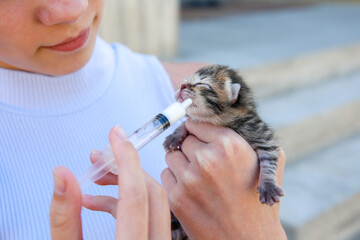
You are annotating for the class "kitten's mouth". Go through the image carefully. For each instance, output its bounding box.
[176,84,193,103]
[176,90,192,103]
[177,94,188,103]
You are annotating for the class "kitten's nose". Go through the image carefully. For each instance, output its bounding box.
[180,84,191,90]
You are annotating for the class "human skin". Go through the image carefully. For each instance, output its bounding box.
[84,120,287,240]
[0,0,103,76]
[0,0,205,81]
[161,119,287,240]
[50,126,171,240]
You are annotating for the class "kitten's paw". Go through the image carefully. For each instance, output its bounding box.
[257,181,285,206]
[163,134,183,152]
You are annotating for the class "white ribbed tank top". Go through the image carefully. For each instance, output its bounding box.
[0,37,176,239]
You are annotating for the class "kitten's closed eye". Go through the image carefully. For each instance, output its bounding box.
[181,82,212,90]
[194,82,212,89]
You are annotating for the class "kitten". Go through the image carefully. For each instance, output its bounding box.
[164,65,284,240]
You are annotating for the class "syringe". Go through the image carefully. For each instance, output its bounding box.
[78,98,192,188]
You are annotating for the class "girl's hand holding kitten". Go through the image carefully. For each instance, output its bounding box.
[161,119,287,240]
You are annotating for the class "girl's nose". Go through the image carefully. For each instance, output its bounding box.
[37,0,88,26]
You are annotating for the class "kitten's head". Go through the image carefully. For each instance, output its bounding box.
[176,65,254,125]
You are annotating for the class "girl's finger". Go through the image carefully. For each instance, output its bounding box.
[143,171,171,240]
[165,150,189,181]
[89,149,103,164]
[82,194,118,218]
[161,168,177,193]
[90,150,118,185]
[109,126,149,240]
[50,167,82,240]
[180,134,207,162]
[185,118,231,143]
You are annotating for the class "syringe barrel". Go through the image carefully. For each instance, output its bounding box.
[78,99,192,188]
[129,114,170,150]
[107,114,170,175]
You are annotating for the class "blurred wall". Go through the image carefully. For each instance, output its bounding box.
[100,0,180,58]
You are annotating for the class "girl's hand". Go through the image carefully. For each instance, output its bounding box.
[161,119,287,240]
[83,126,171,240]
[50,126,171,240]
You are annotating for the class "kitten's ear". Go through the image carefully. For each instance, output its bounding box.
[230,83,241,104]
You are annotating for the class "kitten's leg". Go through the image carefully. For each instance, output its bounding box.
[256,148,285,206]
[163,122,189,151]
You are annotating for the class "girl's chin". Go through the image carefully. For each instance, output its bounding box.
[38,45,94,75]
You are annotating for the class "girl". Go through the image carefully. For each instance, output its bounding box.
[0,0,286,239]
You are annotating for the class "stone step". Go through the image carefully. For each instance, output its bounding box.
[171,3,360,98]
[243,43,360,99]
[258,70,360,162]
[280,133,360,240]
[175,3,360,68]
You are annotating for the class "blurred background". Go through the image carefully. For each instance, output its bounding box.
[100,1,360,239]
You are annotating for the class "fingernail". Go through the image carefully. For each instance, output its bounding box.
[113,125,127,140]
[53,169,66,196]
[91,149,102,156]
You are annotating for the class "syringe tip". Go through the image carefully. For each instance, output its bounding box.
[180,98,192,109]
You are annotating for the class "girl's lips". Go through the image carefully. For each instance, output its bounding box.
[43,28,90,52]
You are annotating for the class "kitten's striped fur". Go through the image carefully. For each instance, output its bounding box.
[164,65,284,240]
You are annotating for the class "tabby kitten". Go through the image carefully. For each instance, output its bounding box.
[164,65,284,240]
